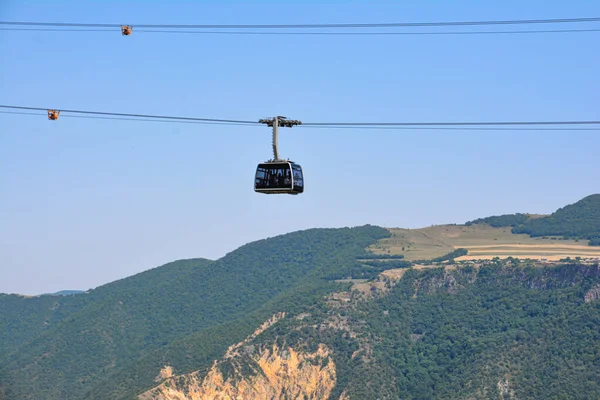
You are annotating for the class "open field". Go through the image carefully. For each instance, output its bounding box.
[366,224,600,261]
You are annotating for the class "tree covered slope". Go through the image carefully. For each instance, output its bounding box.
[0,293,82,360]
[0,225,390,400]
[465,213,533,228]
[3,195,600,399]
[512,194,600,242]
[466,194,600,245]
[204,261,600,399]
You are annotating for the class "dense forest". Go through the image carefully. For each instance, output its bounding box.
[2,195,600,399]
[467,194,600,245]
[5,257,600,399]
[255,261,600,399]
[0,293,81,360]
[429,248,468,263]
[465,213,532,228]
[0,225,390,400]
[357,252,406,260]
[512,194,600,243]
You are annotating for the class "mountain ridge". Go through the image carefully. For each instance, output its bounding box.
[41,290,85,296]
[465,194,600,245]
[139,261,600,399]
[0,225,390,400]
[2,194,600,399]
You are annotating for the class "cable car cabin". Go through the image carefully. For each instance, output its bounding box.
[254,161,304,195]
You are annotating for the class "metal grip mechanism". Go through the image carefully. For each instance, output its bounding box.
[258,116,302,162]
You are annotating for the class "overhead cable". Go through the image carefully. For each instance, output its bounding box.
[0,105,260,125]
[2,27,600,36]
[0,111,262,127]
[2,110,598,131]
[1,105,599,130]
[302,120,600,127]
[1,16,600,29]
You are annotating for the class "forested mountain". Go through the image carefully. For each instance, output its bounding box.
[467,194,600,245]
[148,261,600,400]
[465,213,533,228]
[0,293,82,358]
[512,194,600,243]
[0,226,389,400]
[2,195,600,399]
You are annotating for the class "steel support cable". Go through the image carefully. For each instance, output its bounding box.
[2,110,600,131]
[0,111,262,127]
[2,27,600,36]
[0,105,259,125]
[1,110,598,131]
[2,105,600,130]
[295,124,600,131]
[301,121,600,127]
[1,17,600,29]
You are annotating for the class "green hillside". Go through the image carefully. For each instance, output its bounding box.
[244,261,600,399]
[0,294,83,360]
[0,225,390,400]
[465,213,533,228]
[465,194,600,245]
[3,199,600,399]
[511,194,600,243]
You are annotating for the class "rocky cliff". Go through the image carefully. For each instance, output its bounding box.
[138,261,600,399]
[139,313,347,400]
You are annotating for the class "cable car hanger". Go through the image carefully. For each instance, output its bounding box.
[254,116,304,195]
[258,116,302,161]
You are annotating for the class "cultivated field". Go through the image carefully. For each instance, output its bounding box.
[366,224,600,261]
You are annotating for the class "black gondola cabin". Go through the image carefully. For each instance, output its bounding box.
[254,161,304,195]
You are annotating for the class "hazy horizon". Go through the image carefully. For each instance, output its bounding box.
[2,0,599,295]
[4,193,598,296]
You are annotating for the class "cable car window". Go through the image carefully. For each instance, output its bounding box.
[255,167,268,189]
[254,163,293,190]
[292,165,303,188]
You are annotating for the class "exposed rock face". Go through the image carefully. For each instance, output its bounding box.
[139,313,341,400]
[497,378,517,399]
[154,366,174,382]
[350,268,409,298]
[223,312,285,360]
[585,284,600,303]
[139,343,338,400]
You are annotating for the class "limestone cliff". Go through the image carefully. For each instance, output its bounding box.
[139,313,343,400]
[585,283,600,303]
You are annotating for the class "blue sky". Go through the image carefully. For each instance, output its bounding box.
[1,0,599,295]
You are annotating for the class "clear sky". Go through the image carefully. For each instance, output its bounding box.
[1,0,599,295]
